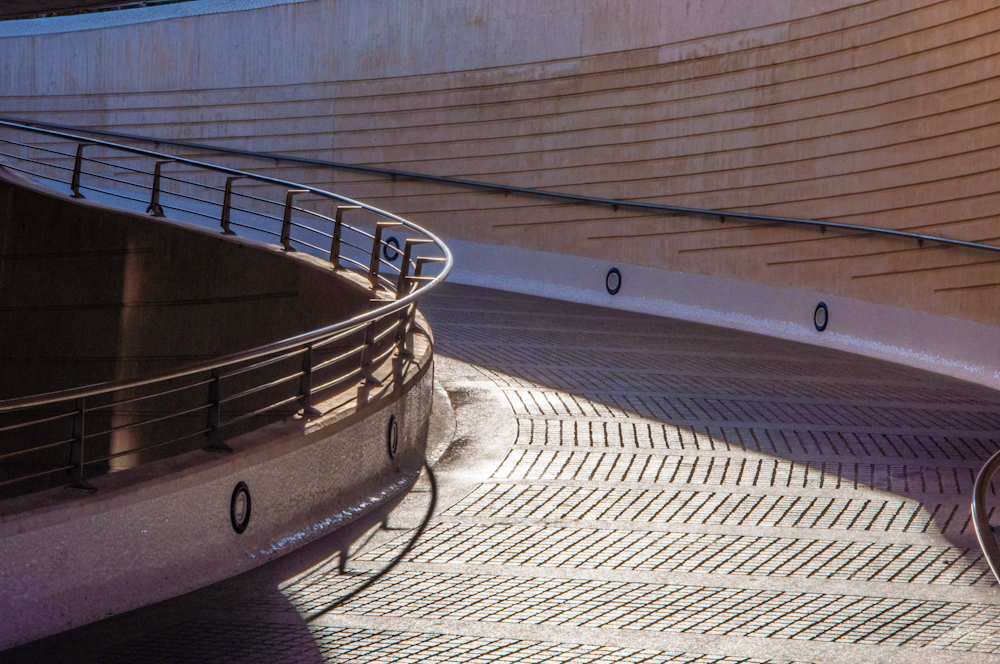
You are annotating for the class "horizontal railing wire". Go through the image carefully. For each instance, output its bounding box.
[0,120,452,497]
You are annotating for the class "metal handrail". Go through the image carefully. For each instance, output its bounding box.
[0,121,452,495]
[972,450,1000,584]
[4,116,1000,255]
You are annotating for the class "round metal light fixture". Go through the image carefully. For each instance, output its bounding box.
[383,236,400,261]
[814,302,829,332]
[606,267,621,295]
[230,481,252,534]
[387,414,399,458]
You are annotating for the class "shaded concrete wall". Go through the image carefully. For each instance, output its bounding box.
[0,334,434,650]
[2,0,999,326]
[0,169,367,400]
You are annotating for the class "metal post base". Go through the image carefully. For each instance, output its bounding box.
[205,434,234,453]
[67,478,97,493]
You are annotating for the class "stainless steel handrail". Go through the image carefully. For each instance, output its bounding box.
[4,116,1000,255]
[972,450,1000,584]
[0,121,452,495]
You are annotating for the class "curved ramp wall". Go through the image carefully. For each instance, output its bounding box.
[0,167,367,400]
[3,0,1000,383]
[0,169,437,649]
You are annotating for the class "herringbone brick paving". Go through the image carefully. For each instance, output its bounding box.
[19,284,1000,663]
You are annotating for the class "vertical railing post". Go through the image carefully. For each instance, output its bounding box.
[146,159,174,217]
[404,258,430,358]
[220,176,242,235]
[281,189,309,251]
[70,143,93,199]
[368,221,401,289]
[395,238,432,357]
[329,205,361,267]
[360,321,382,386]
[395,238,432,295]
[206,369,233,452]
[298,343,321,419]
[69,397,96,492]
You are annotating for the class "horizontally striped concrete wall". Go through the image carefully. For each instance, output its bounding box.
[2,0,999,325]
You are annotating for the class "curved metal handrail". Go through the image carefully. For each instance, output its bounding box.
[4,116,1000,255]
[972,450,1000,584]
[0,121,452,495]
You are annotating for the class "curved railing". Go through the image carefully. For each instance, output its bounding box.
[973,452,1000,584]
[0,121,451,497]
[6,120,1000,579]
[4,116,1000,255]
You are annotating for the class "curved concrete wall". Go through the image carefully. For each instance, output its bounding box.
[1,0,999,380]
[0,168,367,399]
[0,309,434,650]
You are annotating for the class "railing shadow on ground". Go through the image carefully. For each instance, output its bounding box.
[0,462,438,663]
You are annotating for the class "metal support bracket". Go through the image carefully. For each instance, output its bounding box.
[281,189,310,251]
[220,176,246,235]
[298,343,322,419]
[146,159,174,217]
[360,321,383,386]
[205,369,233,452]
[68,397,97,492]
[329,205,361,267]
[368,221,402,289]
[70,142,94,199]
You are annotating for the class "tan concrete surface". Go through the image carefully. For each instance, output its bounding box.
[3,0,999,327]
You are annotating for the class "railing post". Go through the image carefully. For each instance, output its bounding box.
[70,142,93,199]
[360,321,382,386]
[395,238,432,357]
[146,159,174,217]
[206,369,233,452]
[281,189,310,251]
[298,343,321,419]
[220,176,243,235]
[68,397,96,492]
[395,238,432,295]
[398,255,444,358]
[368,221,402,289]
[329,205,361,267]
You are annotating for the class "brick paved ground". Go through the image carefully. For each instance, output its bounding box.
[10,283,1000,663]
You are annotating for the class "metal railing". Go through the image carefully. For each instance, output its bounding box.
[0,121,451,497]
[972,452,1000,584]
[4,116,1000,254]
[7,119,1000,578]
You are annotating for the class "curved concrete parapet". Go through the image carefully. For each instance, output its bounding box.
[0,144,446,648]
[0,333,433,650]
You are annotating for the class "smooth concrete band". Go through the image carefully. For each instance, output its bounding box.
[446,238,1000,391]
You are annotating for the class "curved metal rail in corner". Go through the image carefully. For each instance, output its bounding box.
[972,452,1000,584]
[0,120,452,496]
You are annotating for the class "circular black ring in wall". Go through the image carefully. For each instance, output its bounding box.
[814,302,829,332]
[387,414,399,458]
[230,481,252,534]
[606,267,622,295]
[383,236,400,261]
